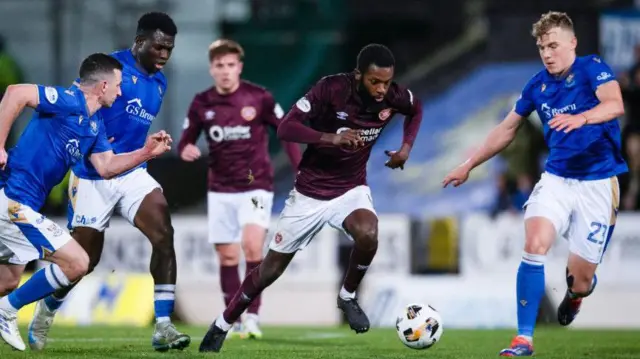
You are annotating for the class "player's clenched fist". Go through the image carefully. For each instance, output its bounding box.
[0,148,7,170]
[145,130,172,157]
[442,162,472,188]
[180,143,201,162]
[331,129,365,149]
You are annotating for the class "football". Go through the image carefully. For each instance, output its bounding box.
[395,303,443,350]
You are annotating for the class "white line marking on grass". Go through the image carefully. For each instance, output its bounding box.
[48,332,347,343]
[296,333,347,339]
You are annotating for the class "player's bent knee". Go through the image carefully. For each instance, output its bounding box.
[351,224,378,250]
[68,250,90,281]
[149,224,175,251]
[216,243,240,266]
[0,276,20,296]
[56,242,90,282]
[524,216,557,255]
[524,228,554,255]
[241,232,266,262]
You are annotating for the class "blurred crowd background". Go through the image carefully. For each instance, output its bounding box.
[1,0,640,329]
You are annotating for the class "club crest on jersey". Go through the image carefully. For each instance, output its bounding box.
[205,110,215,120]
[379,108,392,121]
[90,120,98,134]
[541,83,546,92]
[132,76,138,84]
[241,106,257,121]
[44,87,58,104]
[158,86,163,96]
[296,97,311,113]
[565,73,575,88]
[336,112,348,120]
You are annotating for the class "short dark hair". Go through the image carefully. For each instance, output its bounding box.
[137,12,178,37]
[208,39,244,62]
[356,44,395,73]
[78,53,123,84]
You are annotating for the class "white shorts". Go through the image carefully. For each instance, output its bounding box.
[524,172,619,264]
[0,188,71,265]
[67,168,162,232]
[269,185,377,253]
[207,189,274,244]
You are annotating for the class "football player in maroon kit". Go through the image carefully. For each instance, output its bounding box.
[178,39,301,339]
[199,43,423,353]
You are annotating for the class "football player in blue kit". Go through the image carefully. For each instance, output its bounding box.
[26,12,191,352]
[443,12,627,357]
[0,53,172,351]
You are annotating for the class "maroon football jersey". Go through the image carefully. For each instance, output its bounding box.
[280,73,423,200]
[178,81,298,193]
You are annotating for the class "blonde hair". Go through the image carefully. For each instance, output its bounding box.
[208,39,244,62]
[531,11,574,38]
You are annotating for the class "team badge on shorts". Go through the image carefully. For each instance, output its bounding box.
[241,106,257,121]
[275,232,283,244]
[379,108,392,121]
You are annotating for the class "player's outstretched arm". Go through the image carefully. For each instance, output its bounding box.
[0,84,38,148]
[442,110,524,188]
[90,131,172,179]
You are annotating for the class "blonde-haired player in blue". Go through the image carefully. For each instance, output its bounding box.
[443,11,627,357]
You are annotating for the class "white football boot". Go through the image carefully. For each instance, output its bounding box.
[0,306,25,351]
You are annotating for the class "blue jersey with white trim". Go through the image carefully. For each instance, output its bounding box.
[514,55,628,180]
[72,49,167,180]
[0,85,111,210]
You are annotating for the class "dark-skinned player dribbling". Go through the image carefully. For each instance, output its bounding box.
[199,43,424,353]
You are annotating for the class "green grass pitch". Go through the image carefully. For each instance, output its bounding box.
[1,325,639,358]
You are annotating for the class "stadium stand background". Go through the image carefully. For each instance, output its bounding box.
[0,0,639,330]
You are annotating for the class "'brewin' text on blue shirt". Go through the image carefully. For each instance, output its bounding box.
[514,55,628,180]
[72,49,167,180]
[0,85,111,210]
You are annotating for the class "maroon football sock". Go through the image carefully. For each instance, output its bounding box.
[342,241,378,294]
[246,261,262,315]
[223,265,262,323]
[219,265,241,307]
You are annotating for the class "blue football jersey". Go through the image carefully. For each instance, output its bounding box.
[0,85,111,210]
[514,55,628,180]
[72,49,167,180]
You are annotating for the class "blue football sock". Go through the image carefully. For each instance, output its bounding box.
[6,264,70,311]
[516,252,546,339]
[44,293,67,312]
[154,284,175,323]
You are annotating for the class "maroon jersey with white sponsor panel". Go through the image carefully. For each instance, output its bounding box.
[178,81,287,193]
[280,72,422,200]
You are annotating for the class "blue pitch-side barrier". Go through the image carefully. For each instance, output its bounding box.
[273,62,541,218]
